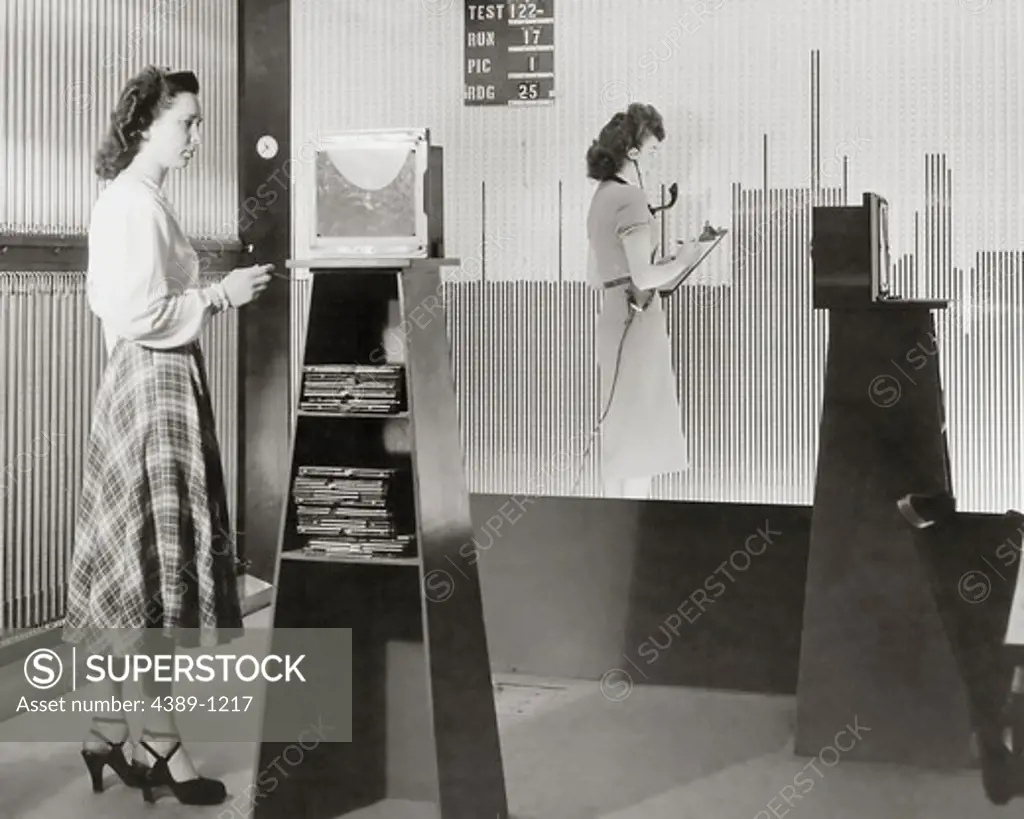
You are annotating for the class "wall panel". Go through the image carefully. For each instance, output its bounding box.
[292,0,1024,511]
[0,0,238,237]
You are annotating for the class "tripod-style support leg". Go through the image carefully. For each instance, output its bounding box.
[899,492,1024,805]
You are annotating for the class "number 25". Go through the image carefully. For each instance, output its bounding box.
[518,83,538,100]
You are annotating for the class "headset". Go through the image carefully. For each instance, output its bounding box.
[571,147,675,493]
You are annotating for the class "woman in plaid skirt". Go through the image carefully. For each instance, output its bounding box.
[62,66,273,805]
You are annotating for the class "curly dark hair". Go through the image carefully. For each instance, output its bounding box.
[585,102,665,181]
[94,66,200,180]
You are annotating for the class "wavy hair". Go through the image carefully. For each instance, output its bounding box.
[94,66,200,180]
[585,102,665,181]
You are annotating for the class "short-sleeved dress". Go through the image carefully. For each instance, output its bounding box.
[62,172,243,655]
[586,177,689,483]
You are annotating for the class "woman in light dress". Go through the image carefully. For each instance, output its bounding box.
[585,103,693,499]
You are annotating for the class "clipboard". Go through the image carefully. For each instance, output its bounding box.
[658,231,728,296]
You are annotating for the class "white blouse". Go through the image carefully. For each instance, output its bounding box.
[86,173,220,355]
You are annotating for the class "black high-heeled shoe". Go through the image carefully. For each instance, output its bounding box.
[80,717,146,792]
[976,692,1024,805]
[138,731,227,806]
[979,739,1024,805]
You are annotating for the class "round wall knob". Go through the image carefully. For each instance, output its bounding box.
[256,135,279,159]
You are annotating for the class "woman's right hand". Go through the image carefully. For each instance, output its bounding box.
[222,264,274,307]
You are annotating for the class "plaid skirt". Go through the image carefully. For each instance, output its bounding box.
[62,339,243,656]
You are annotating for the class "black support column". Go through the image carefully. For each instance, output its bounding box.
[795,301,971,767]
[238,0,292,582]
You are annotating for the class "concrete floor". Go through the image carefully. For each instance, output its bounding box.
[0,609,1016,818]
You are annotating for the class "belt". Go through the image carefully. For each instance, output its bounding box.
[602,277,655,313]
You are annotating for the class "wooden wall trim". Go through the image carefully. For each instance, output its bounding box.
[0,234,245,272]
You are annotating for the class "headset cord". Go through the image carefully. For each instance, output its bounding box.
[571,305,639,493]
